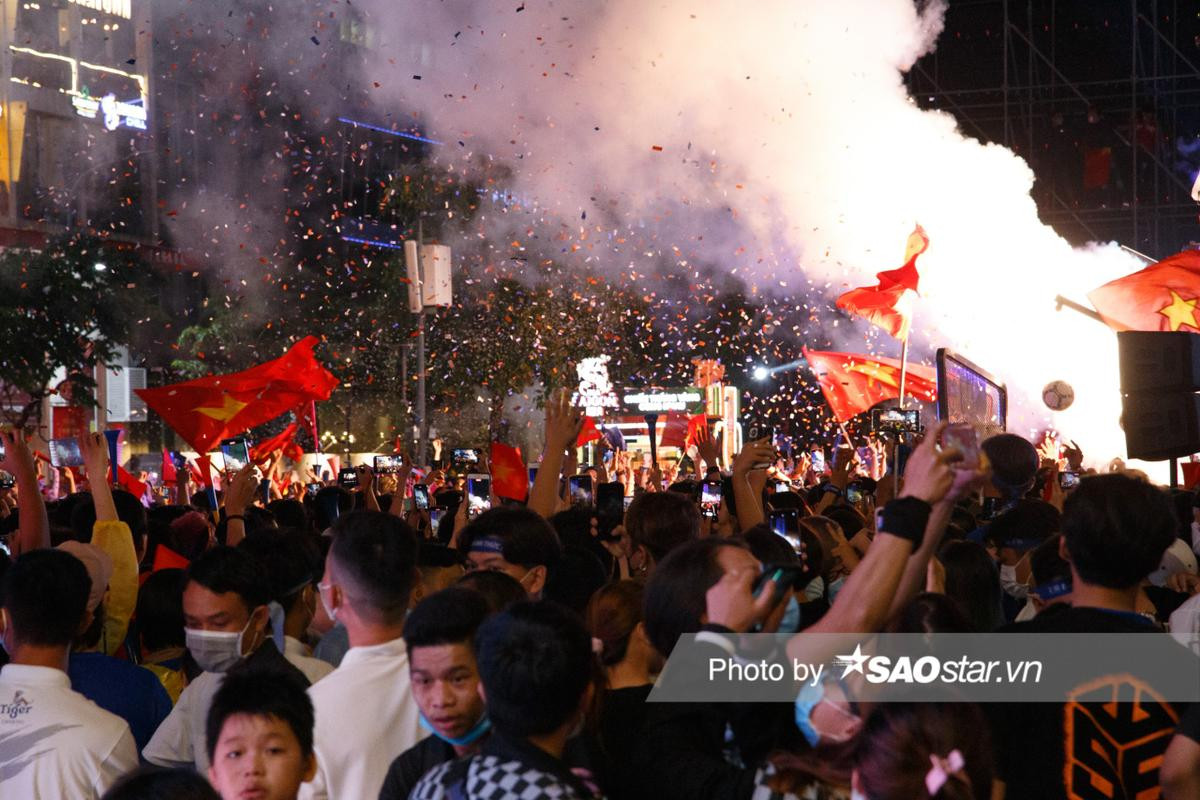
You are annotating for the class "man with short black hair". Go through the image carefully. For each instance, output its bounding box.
[410,601,600,800]
[378,587,492,800]
[459,507,562,598]
[0,548,138,796]
[144,546,309,772]
[302,511,423,800]
[990,474,1192,799]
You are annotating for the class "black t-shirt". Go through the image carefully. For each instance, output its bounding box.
[378,735,459,800]
[599,684,652,800]
[989,605,1186,800]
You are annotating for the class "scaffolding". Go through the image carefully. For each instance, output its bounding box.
[909,0,1200,257]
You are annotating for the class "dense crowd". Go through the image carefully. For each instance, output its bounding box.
[0,389,1198,800]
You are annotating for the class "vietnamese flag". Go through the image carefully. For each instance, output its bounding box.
[112,465,148,500]
[1087,249,1200,332]
[161,449,177,483]
[659,411,689,449]
[803,348,937,423]
[136,337,338,454]
[684,414,708,449]
[490,442,528,502]
[250,422,301,464]
[576,416,603,447]
[836,225,928,340]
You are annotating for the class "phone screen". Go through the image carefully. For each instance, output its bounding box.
[942,424,980,468]
[374,455,403,474]
[454,449,480,466]
[568,475,594,506]
[305,482,321,497]
[430,508,446,529]
[413,483,431,510]
[467,475,491,517]
[528,466,539,487]
[49,437,84,468]
[1058,471,1080,490]
[845,482,863,505]
[768,509,801,551]
[220,438,251,472]
[338,467,359,488]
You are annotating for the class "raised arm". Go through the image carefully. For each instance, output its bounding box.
[730,439,774,531]
[529,388,583,518]
[0,429,49,555]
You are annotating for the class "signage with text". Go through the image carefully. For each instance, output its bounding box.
[620,388,705,415]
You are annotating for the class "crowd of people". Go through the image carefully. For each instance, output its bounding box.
[0,388,1198,800]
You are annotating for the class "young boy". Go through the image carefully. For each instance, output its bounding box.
[378,586,491,800]
[206,670,316,800]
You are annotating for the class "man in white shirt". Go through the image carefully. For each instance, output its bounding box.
[0,549,137,798]
[302,511,424,800]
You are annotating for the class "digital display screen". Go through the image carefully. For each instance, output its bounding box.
[938,350,1006,437]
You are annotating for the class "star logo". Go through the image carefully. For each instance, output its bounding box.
[834,643,870,679]
[846,362,901,390]
[1157,290,1200,332]
[195,393,248,422]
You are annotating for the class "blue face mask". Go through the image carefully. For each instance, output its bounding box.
[419,711,492,748]
[827,575,847,604]
[777,595,802,634]
[793,679,828,747]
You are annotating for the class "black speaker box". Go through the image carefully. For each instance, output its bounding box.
[1121,391,1200,461]
[1118,331,1200,393]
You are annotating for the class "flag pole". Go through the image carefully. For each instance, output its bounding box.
[895,329,911,496]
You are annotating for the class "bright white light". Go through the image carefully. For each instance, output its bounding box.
[93,262,107,272]
[752,366,770,381]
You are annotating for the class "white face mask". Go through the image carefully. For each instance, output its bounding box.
[185,618,253,673]
[998,563,1028,599]
[850,789,869,800]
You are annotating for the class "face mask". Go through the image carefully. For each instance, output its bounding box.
[793,679,827,747]
[827,575,847,604]
[419,711,492,747]
[777,595,801,634]
[850,788,869,800]
[185,617,252,673]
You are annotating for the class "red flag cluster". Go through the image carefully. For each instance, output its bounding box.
[804,348,937,424]
[136,337,336,454]
[836,225,928,340]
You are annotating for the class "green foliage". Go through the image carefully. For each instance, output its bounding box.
[0,235,161,427]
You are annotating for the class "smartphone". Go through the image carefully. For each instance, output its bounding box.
[48,437,85,468]
[596,481,625,537]
[305,482,321,497]
[466,474,491,517]
[338,467,359,489]
[623,495,634,510]
[768,508,801,551]
[170,451,187,470]
[528,465,539,488]
[845,481,863,505]
[0,472,14,490]
[810,448,826,474]
[568,474,594,506]
[871,407,920,434]
[374,455,403,474]
[774,481,790,493]
[413,483,431,510]
[430,508,446,529]
[220,437,252,472]
[744,421,776,469]
[700,479,722,518]
[752,563,809,605]
[453,448,481,467]
[1058,471,1080,490]
[942,424,980,469]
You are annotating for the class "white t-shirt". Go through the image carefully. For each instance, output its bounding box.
[0,663,138,799]
[284,636,334,684]
[143,668,223,773]
[300,636,424,800]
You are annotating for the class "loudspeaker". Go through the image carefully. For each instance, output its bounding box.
[1118,331,1200,393]
[1121,391,1200,461]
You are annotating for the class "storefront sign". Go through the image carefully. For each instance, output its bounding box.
[72,93,147,131]
[620,388,705,415]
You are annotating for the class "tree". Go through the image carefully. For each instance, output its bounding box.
[0,235,160,428]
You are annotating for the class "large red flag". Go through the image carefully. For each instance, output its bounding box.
[136,337,337,453]
[1087,249,1200,332]
[489,442,528,501]
[803,348,937,423]
[249,422,303,464]
[836,225,928,340]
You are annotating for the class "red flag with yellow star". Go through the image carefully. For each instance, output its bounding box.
[803,348,937,423]
[1087,250,1200,333]
[135,337,338,453]
[489,442,528,502]
[836,225,928,340]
